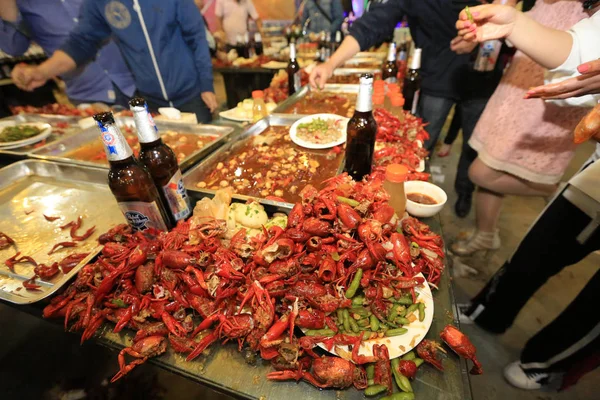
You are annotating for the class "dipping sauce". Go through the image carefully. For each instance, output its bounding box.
[192,126,344,203]
[64,126,217,165]
[407,192,437,205]
[282,92,356,117]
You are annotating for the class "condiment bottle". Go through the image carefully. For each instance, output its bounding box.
[252,90,268,122]
[383,163,409,217]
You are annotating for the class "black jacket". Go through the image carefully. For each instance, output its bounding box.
[350,0,482,101]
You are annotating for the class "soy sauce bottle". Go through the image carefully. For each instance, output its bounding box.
[129,98,192,226]
[93,112,170,231]
[344,74,378,181]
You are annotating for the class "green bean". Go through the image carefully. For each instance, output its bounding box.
[305,329,335,336]
[350,307,370,317]
[418,303,425,322]
[342,309,351,333]
[357,318,370,327]
[336,309,344,322]
[394,296,413,305]
[465,6,474,23]
[364,384,387,396]
[402,351,416,361]
[369,314,380,331]
[381,393,415,400]
[348,317,360,333]
[345,268,363,298]
[406,304,418,315]
[414,358,424,368]
[331,252,340,261]
[385,328,408,337]
[337,196,360,207]
[388,306,399,322]
[379,322,390,331]
[396,317,410,326]
[396,374,413,392]
[352,294,365,306]
[391,358,413,393]
[366,364,375,380]
[367,379,375,386]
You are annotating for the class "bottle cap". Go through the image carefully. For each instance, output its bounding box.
[385,164,409,183]
[252,90,264,99]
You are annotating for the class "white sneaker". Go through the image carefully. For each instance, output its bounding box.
[504,361,549,390]
[457,303,474,325]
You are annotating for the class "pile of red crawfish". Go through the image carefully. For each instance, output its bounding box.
[373,108,431,182]
[42,174,481,396]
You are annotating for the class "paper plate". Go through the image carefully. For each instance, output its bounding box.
[219,107,252,122]
[0,122,52,149]
[289,113,348,150]
[302,273,434,360]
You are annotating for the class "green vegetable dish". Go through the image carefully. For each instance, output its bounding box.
[0,125,43,143]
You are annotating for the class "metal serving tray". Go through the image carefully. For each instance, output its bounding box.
[272,84,359,115]
[0,160,125,304]
[333,67,380,76]
[0,114,82,158]
[30,118,236,172]
[184,115,313,210]
[354,51,386,59]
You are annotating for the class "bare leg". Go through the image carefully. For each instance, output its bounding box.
[469,158,558,197]
[476,188,504,233]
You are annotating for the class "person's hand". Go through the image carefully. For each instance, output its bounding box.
[309,62,334,90]
[456,4,519,43]
[525,60,600,100]
[450,36,478,55]
[11,63,49,91]
[201,91,218,113]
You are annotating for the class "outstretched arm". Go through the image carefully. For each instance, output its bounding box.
[456,4,572,69]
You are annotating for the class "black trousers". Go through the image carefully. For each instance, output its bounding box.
[467,185,600,381]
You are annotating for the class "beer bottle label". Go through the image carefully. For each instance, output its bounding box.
[162,170,192,222]
[293,72,301,92]
[411,90,420,115]
[118,200,168,232]
[131,103,160,143]
[97,120,133,162]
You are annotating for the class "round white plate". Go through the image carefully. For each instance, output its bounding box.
[219,108,252,122]
[289,113,348,150]
[0,122,52,149]
[302,272,434,360]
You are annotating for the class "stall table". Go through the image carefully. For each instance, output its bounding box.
[214,67,277,109]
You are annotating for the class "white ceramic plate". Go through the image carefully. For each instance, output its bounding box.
[289,113,348,150]
[302,272,434,360]
[219,108,252,122]
[0,122,52,149]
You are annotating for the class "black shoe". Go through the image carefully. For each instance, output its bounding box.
[455,193,472,218]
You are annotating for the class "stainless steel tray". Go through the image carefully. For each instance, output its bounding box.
[272,84,358,115]
[184,115,314,209]
[0,160,125,304]
[30,118,236,172]
[354,51,386,59]
[0,114,83,157]
[333,68,381,76]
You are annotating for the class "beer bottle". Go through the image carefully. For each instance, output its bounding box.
[344,74,378,181]
[382,42,398,84]
[317,31,327,62]
[334,31,342,52]
[129,98,192,226]
[402,48,422,115]
[93,112,170,232]
[396,38,408,80]
[254,32,264,56]
[287,41,301,96]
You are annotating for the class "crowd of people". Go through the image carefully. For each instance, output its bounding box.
[1,0,600,394]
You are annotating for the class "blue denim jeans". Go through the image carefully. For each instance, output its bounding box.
[418,93,490,195]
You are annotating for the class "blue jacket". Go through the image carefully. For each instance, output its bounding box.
[0,0,135,103]
[302,0,344,35]
[61,0,214,106]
